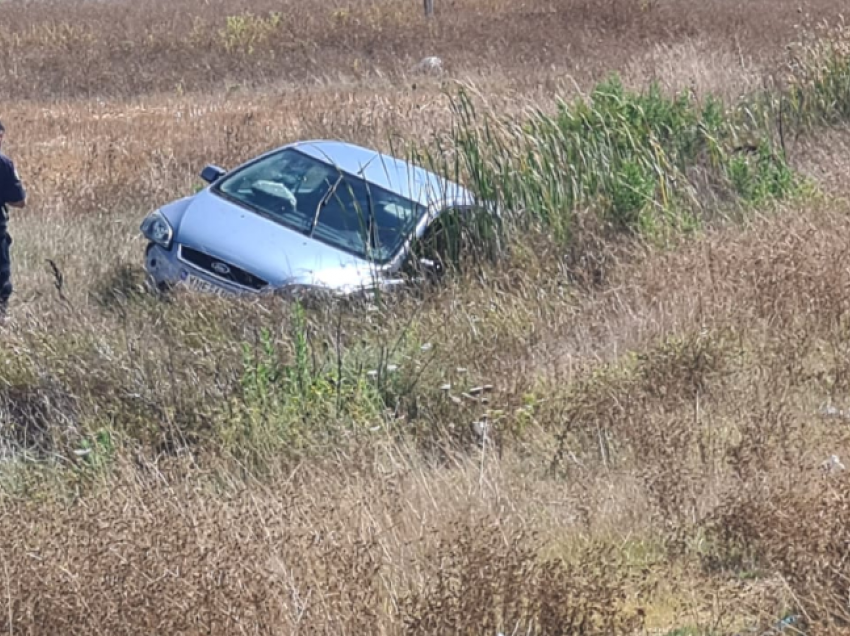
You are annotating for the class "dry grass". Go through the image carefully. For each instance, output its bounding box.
[0,452,661,635]
[8,200,850,633]
[4,0,841,100]
[3,0,850,633]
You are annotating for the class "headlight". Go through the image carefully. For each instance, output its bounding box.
[140,209,174,249]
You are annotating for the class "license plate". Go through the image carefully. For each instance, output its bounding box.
[184,273,237,298]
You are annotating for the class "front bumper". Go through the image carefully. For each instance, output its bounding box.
[143,242,404,302]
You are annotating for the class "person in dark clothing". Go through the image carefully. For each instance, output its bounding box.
[0,120,27,320]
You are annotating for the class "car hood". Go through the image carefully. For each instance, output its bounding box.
[170,189,383,290]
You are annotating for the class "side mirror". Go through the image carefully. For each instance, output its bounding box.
[200,164,226,184]
[418,257,444,277]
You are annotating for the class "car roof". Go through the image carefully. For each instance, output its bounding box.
[287,139,475,211]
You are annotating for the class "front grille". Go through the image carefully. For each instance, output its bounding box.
[179,245,268,290]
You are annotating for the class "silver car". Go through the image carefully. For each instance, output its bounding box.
[140,139,483,299]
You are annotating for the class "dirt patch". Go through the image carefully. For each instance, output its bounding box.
[0,379,80,457]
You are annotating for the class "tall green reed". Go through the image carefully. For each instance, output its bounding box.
[413,75,800,249]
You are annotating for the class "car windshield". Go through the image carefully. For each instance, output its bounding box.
[213,148,426,264]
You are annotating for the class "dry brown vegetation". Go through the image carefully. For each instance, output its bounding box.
[4,0,843,100]
[3,0,850,633]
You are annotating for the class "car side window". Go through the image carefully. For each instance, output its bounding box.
[407,204,499,277]
[406,207,465,273]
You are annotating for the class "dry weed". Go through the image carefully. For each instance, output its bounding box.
[2,0,850,633]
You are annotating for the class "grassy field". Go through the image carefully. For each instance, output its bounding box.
[4,0,850,633]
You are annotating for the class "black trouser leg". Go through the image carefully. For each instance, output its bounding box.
[0,228,12,311]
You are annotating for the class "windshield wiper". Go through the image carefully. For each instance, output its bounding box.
[310,173,343,236]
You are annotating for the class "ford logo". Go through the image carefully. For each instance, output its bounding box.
[211,261,231,276]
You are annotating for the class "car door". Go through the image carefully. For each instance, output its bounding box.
[405,205,498,280]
